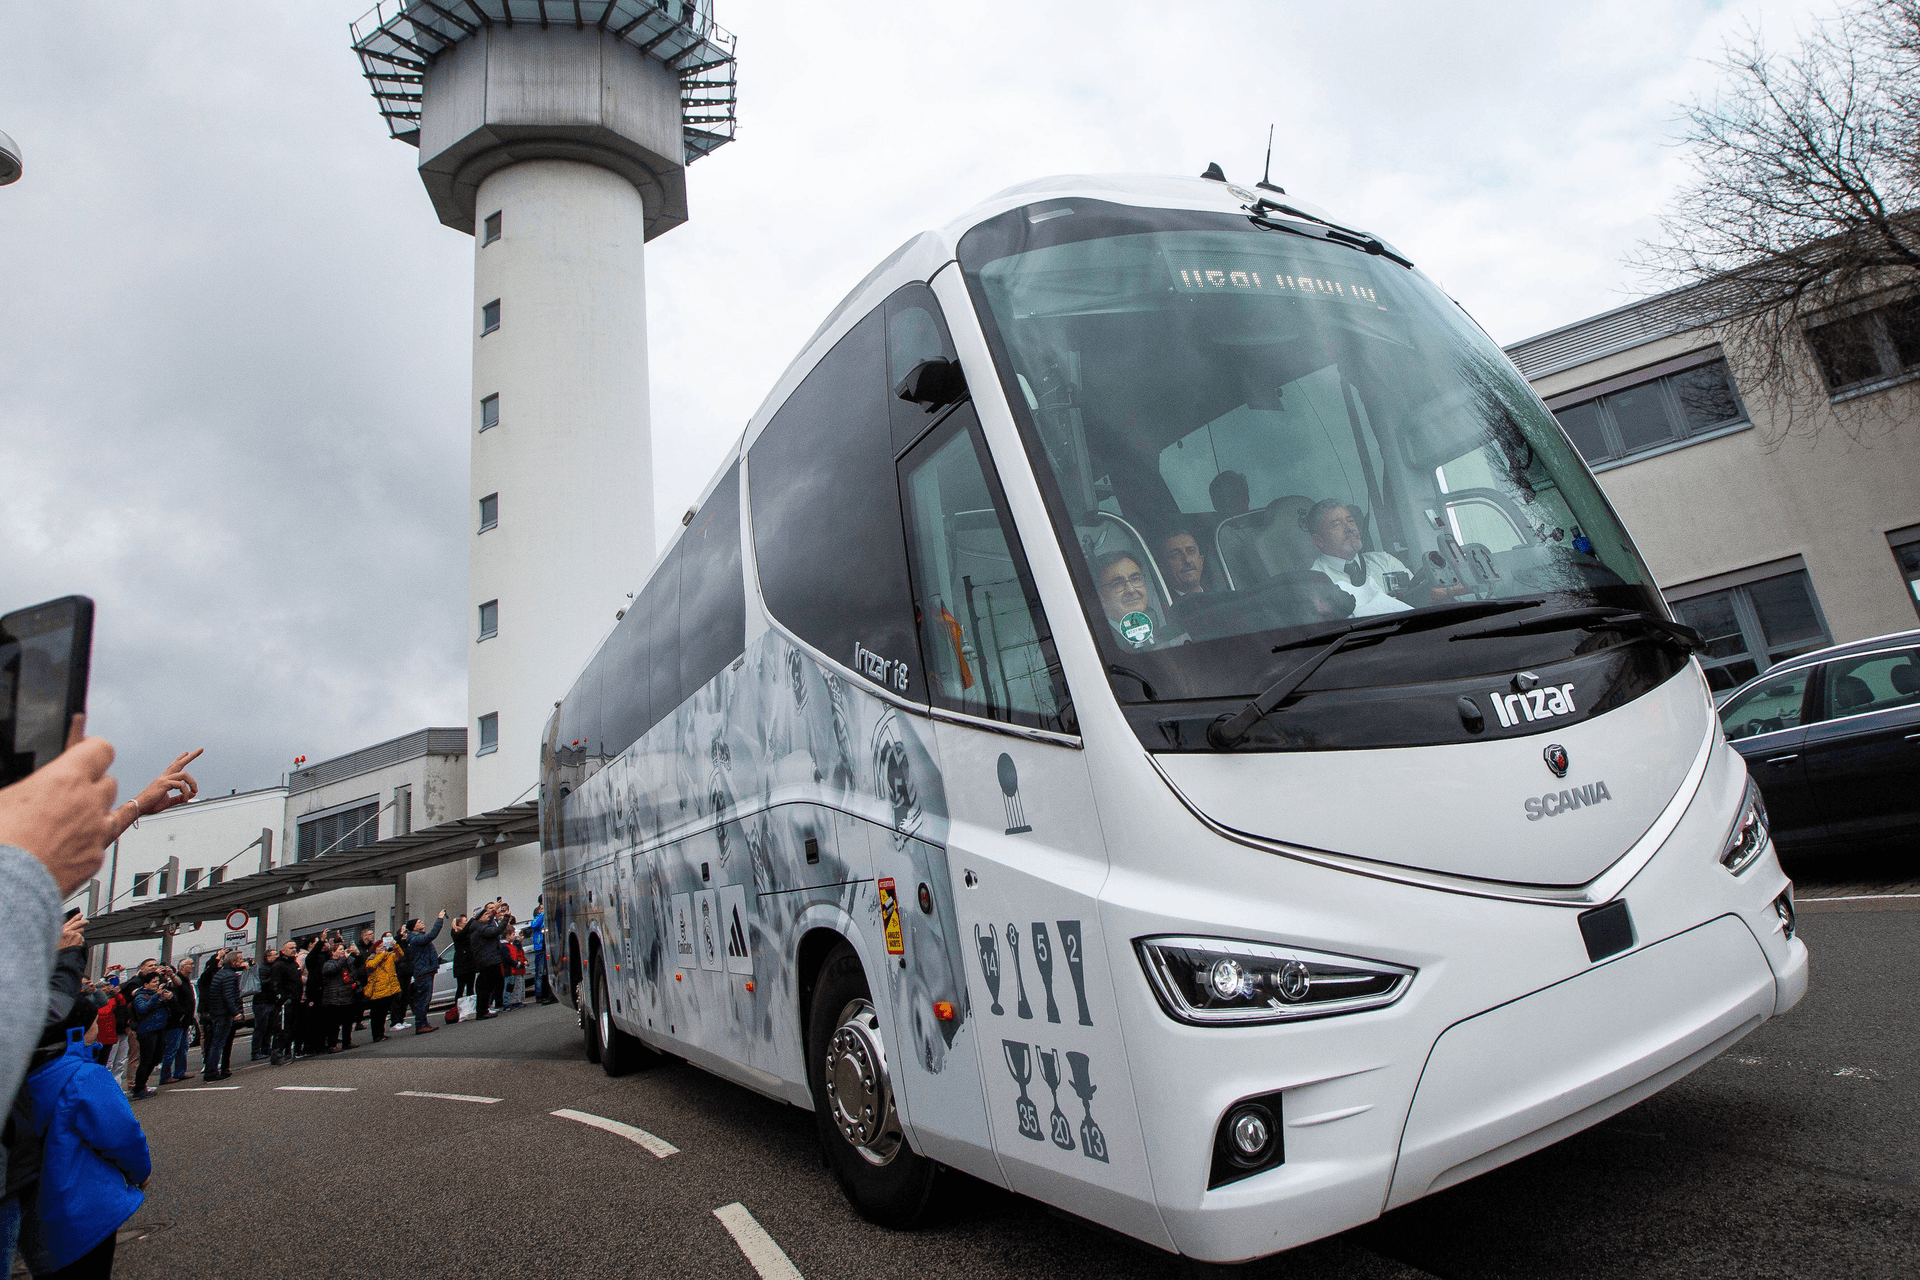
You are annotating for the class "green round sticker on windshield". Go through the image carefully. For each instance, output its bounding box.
[1120,611,1154,647]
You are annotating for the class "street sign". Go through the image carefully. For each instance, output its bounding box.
[225,909,249,932]
[225,930,248,946]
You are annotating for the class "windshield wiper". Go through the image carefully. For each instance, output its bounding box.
[1246,198,1414,267]
[1267,597,1544,656]
[1208,622,1403,750]
[1449,606,1705,652]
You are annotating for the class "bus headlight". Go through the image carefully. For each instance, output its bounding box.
[1720,777,1770,876]
[1136,936,1415,1026]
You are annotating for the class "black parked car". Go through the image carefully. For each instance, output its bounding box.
[1718,629,1920,852]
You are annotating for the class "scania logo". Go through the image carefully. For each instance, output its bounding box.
[1490,673,1577,728]
[1525,780,1613,822]
[1544,744,1569,777]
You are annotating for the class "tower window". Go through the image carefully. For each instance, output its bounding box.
[479,492,498,532]
[477,712,499,756]
[132,872,151,898]
[480,393,499,432]
[184,867,201,891]
[481,300,500,335]
[478,599,498,641]
[483,210,501,245]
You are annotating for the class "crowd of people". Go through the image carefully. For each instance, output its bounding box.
[0,729,556,1278]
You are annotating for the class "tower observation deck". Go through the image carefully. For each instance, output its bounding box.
[348,1,739,911]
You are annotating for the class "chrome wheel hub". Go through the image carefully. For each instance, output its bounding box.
[823,999,902,1165]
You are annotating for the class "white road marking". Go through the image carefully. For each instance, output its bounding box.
[550,1108,678,1157]
[397,1091,501,1104]
[275,1086,357,1092]
[1799,892,1920,902]
[169,1086,241,1091]
[713,1203,804,1280]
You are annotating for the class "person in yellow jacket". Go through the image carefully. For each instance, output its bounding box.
[362,940,403,1042]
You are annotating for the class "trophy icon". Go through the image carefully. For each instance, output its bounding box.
[1006,922,1033,1020]
[974,923,1004,1016]
[1002,1040,1042,1140]
[1066,1051,1108,1162]
[1038,1048,1074,1150]
[1058,918,1093,1026]
[1031,922,1060,1024]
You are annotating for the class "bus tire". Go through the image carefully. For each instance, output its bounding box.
[580,963,602,1065]
[594,957,651,1077]
[807,942,936,1226]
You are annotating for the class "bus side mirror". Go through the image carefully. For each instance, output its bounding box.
[895,358,967,411]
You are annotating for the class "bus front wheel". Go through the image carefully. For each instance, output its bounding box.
[807,942,936,1226]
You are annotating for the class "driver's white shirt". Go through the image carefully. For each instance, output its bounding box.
[1311,551,1413,616]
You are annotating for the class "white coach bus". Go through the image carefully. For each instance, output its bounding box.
[542,173,1808,1264]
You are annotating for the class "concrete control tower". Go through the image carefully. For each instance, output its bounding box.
[350,1,737,907]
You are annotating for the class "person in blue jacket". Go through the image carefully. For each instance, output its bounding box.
[19,1021,151,1278]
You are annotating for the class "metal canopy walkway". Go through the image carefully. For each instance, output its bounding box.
[83,801,539,947]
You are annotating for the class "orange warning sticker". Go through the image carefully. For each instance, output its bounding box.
[878,877,904,955]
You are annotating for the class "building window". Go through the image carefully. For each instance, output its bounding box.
[157,867,170,895]
[1670,568,1832,693]
[1550,355,1747,468]
[476,849,499,879]
[1805,295,1920,396]
[478,493,498,532]
[481,299,500,335]
[478,599,498,641]
[480,393,499,432]
[1888,525,1920,621]
[209,867,225,885]
[296,800,381,862]
[132,872,151,898]
[477,712,499,756]
[183,867,200,891]
[483,210,501,245]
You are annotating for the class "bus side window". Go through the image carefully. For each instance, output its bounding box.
[748,307,924,702]
[599,598,653,762]
[646,539,684,725]
[898,404,1075,734]
[884,283,958,454]
[680,460,745,696]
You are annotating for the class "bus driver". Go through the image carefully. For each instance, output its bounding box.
[1304,499,1414,617]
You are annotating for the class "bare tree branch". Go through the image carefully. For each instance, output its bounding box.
[1635,3,1920,446]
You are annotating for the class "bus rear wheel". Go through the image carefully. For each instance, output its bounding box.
[579,965,602,1064]
[593,956,651,1077]
[807,942,936,1226]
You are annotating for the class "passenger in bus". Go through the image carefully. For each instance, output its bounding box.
[1303,499,1414,617]
[1156,528,1211,597]
[1095,551,1168,649]
[1208,470,1250,518]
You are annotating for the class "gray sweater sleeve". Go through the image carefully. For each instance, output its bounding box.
[0,844,62,1111]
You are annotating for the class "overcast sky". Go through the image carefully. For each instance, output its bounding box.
[0,0,1848,801]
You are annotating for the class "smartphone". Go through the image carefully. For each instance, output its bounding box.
[0,595,94,788]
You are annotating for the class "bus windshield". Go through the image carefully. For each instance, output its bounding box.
[960,201,1669,720]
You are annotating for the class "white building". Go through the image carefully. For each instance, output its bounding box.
[73,727,489,973]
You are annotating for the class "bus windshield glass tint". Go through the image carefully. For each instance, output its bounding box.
[960,203,1663,706]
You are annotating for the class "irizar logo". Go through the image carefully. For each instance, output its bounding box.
[1525,780,1612,821]
[1490,678,1577,728]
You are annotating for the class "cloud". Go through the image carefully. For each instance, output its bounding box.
[0,0,1843,798]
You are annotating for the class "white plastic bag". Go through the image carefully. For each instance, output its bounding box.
[456,994,477,1022]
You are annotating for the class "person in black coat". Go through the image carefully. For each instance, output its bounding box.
[160,959,195,1085]
[204,955,244,1081]
[301,937,330,1057]
[466,906,506,1020]
[451,915,475,1002]
[260,943,303,1066]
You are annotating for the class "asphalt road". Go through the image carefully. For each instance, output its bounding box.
[102,892,1915,1280]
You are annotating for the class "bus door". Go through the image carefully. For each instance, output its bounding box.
[897,402,1165,1241]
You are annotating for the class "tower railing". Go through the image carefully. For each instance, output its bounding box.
[349,0,737,159]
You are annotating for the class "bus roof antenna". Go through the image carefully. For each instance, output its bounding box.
[1200,162,1226,181]
[1257,125,1285,195]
